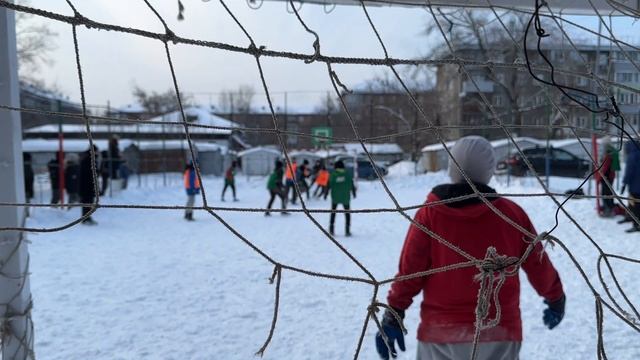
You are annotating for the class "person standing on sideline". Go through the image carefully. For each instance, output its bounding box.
[119,160,130,190]
[23,153,35,216]
[296,159,311,201]
[79,146,99,225]
[375,136,565,360]
[48,156,62,205]
[622,140,640,232]
[313,164,330,199]
[221,160,238,202]
[183,161,201,221]
[598,136,619,217]
[265,160,288,216]
[328,160,356,236]
[285,159,298,204]
[65,154,80,209]
[99,150,110,196]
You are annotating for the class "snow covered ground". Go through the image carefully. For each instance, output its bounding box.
[26,173,640,359]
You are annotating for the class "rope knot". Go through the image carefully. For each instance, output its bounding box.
[475,247,515,275]
[164,29,177,44]
[71,12,87,26]
[248,44,265,57]
[473,247,518,332]
[369,302,408,335]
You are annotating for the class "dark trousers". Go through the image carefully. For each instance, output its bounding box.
[601,180,615,211]
[630,193,640,229]
[222,182,236,199]
[51,188,60,204]
[286,180,296,204]
[81,195,93,220]
[298,180,310,200]
[100,173,109,196]
[330,203,350,232]
[266,187,287,214]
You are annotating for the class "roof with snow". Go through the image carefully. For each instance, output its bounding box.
[22,138,226,153]
[422,137,545,152]
[332,143,404,155]
[117,103,147,114]
[25,106,238,136]
[22,139,132,153]
[238,147,282,157]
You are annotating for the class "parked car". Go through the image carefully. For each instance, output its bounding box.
[497,147,591,178]
[335,156,388,180]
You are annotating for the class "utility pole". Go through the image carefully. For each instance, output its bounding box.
[56,99,65,205]
[284,91,288,149]
[0,4,35,359]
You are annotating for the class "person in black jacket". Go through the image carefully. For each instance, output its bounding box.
[48,156,62,205]
[65,154,80,209]
[79,146,99,225]
[99,150,110,196]
[23,153,35,217]
[23,153,35,202]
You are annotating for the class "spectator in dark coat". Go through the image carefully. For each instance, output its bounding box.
[48,156,62,205]
[65,154,80,208]
[23,153,34,203]
[79,146,99,225]
[119,160,130,190]
[622,140,640,232]
[99,150,110,196]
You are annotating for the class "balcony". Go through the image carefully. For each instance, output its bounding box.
[460,79,494,95]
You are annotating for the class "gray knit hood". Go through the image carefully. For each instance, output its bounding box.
[447,136,496,185]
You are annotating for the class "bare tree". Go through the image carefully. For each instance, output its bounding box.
[362,66,434,93]
[15,0,58,83]
[424,9,577,130]
[314,92,339,115]
[218,85,255,113]
[132,86,193,116]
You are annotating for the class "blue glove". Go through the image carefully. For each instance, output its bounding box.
[543,295,566,330]
[375,308,406,360]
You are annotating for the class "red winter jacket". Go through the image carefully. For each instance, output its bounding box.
[387,183,564,344]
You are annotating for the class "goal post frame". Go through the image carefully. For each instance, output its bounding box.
[0,3,35,359]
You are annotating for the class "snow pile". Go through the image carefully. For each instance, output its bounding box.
[387,160,423,177]
[26,173,640,359]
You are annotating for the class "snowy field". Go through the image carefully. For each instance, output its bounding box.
[26,171,640,359]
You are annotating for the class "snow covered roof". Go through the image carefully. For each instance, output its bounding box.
[22,139,132,153]
[422,137,545,152]
[117,103,146,113]
[421,140,456,152]
[22,139,225,153]
[332,143,404,155]
[20,82,72,103]
[288,150,323,158]
[25,107,238,136]
[149,107,237,129]
[238,147,281,157]
[129,141,225,152]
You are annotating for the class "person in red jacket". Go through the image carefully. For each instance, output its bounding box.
[375,136,565,360]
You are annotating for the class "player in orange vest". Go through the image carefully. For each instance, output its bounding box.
[183,161,201,221]
[313,164,330,199]
[285,159,298,204]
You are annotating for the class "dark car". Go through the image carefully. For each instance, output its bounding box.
[497,147,591,178]
[336,157,388,180]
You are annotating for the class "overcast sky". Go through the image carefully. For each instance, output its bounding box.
[23,0,640,112]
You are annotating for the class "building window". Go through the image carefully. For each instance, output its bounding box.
[494,95,504,106]
[616,72,634,83]
[577,76,588,86]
